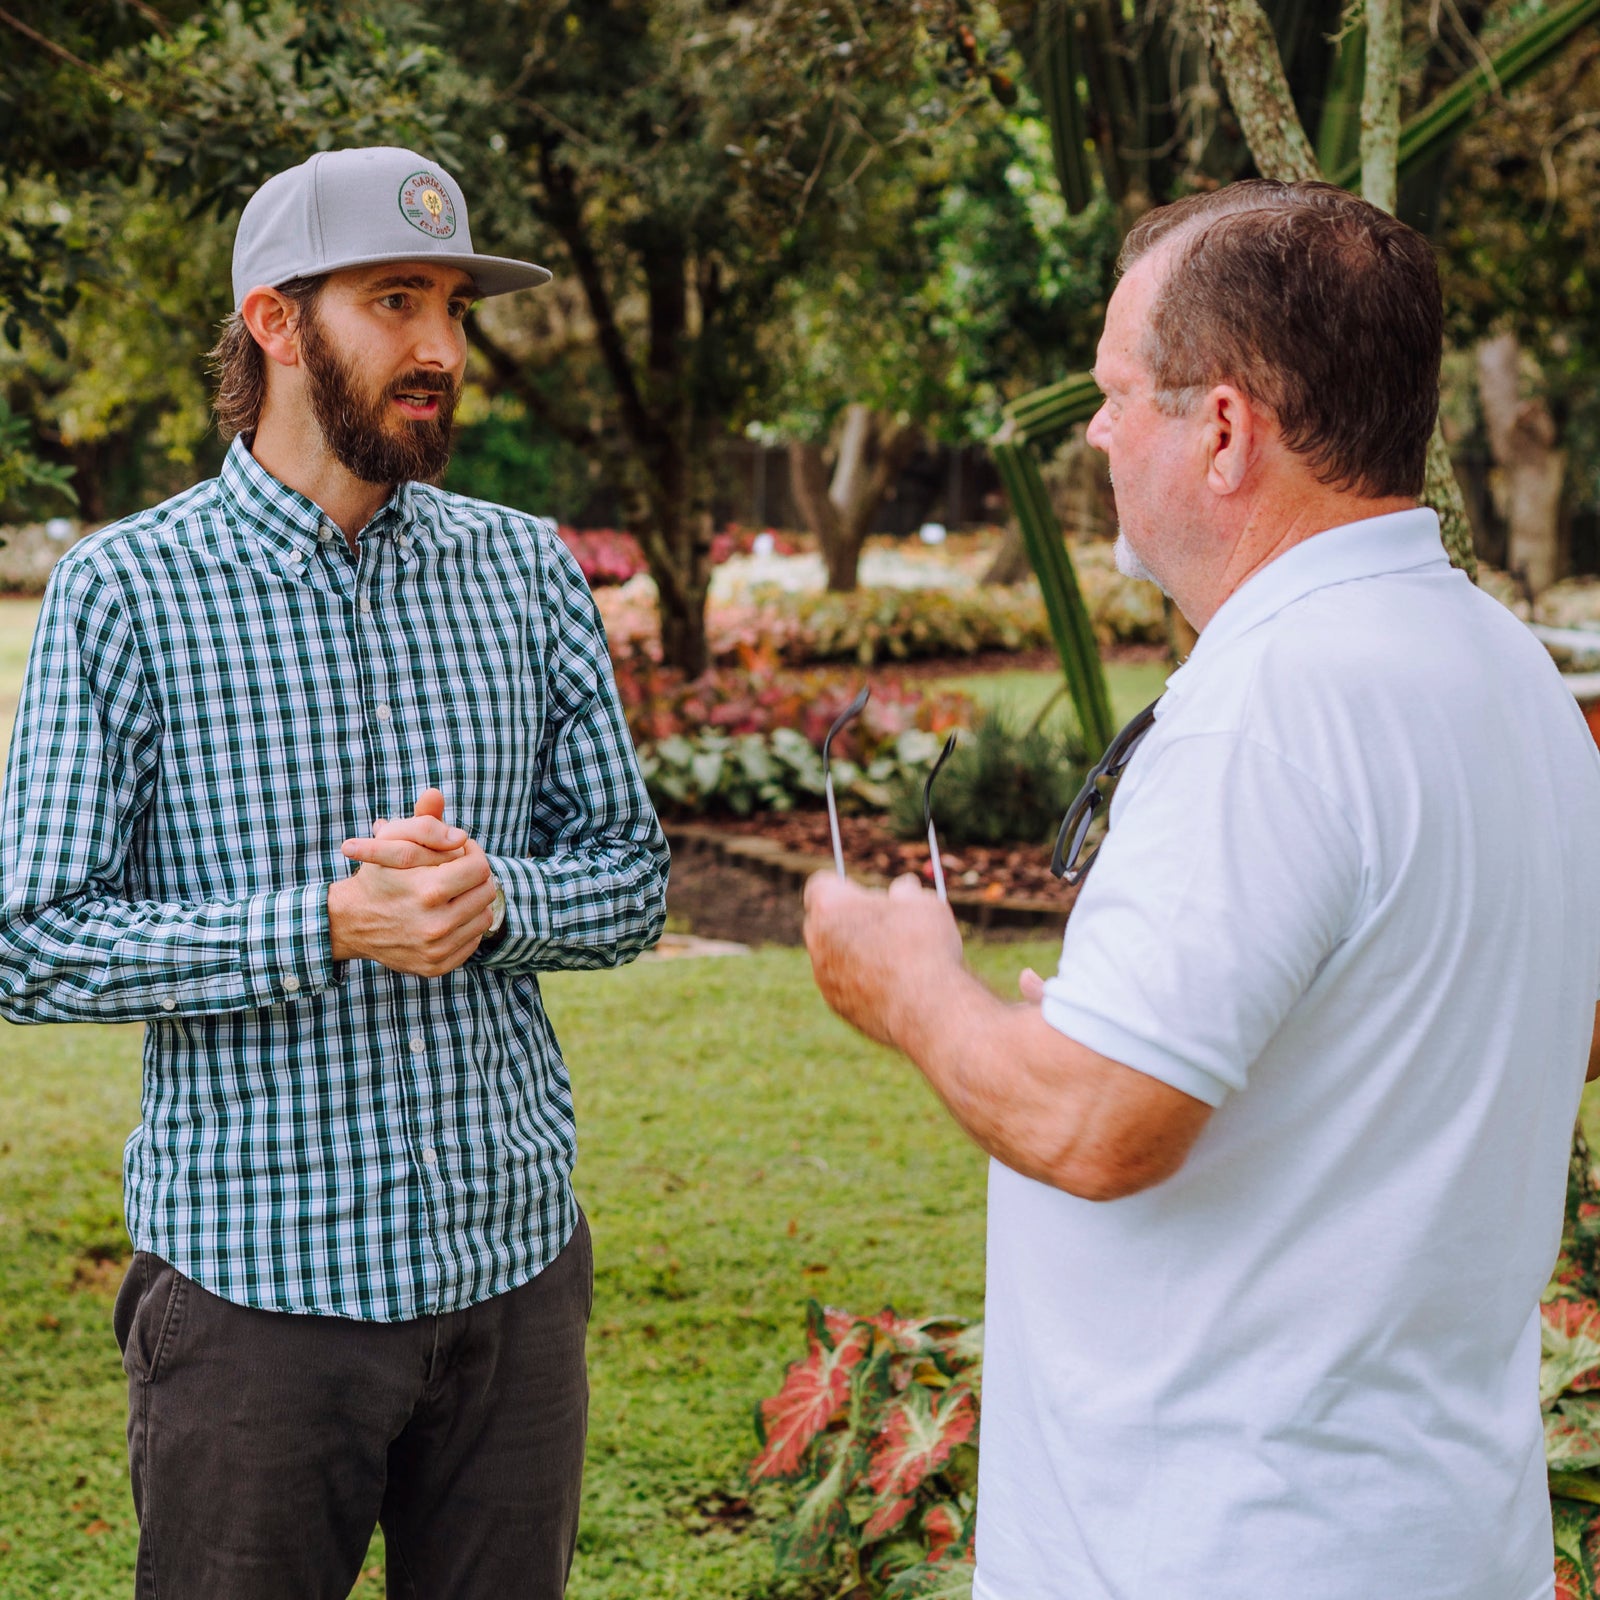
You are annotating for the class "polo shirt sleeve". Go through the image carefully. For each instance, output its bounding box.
[1040,730,1363,1107]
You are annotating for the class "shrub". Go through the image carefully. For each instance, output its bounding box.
[888,712,1087,847]
[750,1301,982,1598]
[637,725,955,817]
[1545,1135,1600,1598]
[617,656,975,818]
[557,527,648,587]
[753,586,1051,667]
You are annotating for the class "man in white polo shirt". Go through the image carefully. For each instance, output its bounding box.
[803,179,1600,1600]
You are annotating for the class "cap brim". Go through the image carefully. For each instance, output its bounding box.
[290,250,552,298]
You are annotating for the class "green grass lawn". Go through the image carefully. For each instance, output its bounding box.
[936,657,1172,732]
[0,942,1053,1599]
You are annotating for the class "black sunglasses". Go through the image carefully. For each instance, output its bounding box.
[1049,697,1162,886]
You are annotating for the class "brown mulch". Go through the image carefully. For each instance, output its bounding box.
[712,811,1073,901]
[664,810,1077,947]
[664,848,808,947]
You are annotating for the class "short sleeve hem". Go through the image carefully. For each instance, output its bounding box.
[1039,993,1233,1108]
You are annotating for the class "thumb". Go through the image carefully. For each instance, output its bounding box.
[413,788,447,822]
[1018,967,1046,1004]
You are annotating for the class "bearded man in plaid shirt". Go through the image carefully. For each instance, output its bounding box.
[0,148,668,1600]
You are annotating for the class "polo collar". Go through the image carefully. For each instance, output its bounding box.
[218,437,417,564]
[1163,508,1449,704]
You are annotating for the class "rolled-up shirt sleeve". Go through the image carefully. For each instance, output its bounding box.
[1041,731,1362,1107]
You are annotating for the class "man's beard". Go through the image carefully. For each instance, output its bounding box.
[300,310,458,487]
[1113,532,1167,593]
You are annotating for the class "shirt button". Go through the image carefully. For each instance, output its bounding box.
[358,597,372,615]
[318,521,338,542]
[159,995,177,1012]
[422,1148,439,1168]
[375,703,392,722]
[409,1036,425,1054]
[282,974,301,994]
[286,550,305,567]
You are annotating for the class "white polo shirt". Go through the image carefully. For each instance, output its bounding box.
[975,510,1600,1600]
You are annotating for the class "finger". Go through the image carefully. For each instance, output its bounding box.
[342,837,464,870]
[368,815,467,852]
[427,851,495,900]
[1018,967,1046,1004]
[888,873,926,900]
[413,788,447,822]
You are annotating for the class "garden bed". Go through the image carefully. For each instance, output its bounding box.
[665,812,1080,947]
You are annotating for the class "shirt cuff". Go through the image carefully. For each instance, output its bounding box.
[1039,993,1234,1108]
[473,854,548,967]
[241,883,341,1007]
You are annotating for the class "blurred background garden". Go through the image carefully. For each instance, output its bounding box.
[4,0,1600,1596]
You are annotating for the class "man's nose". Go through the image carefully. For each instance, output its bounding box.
[412,309,465,371]
[1085,404,1111,453]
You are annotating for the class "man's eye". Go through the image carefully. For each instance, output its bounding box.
[449,302,471,320]
[381,294,408,310]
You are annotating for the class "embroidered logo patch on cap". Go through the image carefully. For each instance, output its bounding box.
[398,172,457,239]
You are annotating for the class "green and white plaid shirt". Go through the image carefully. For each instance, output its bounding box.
[0,439,668,1320]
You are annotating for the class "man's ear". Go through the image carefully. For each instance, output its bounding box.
[239,287,306,369]
[1203,385,1257,496]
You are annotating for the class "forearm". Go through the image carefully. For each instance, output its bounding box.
[0,883,338,1024]
[476,833,670,972]
[886,964,1158,1198]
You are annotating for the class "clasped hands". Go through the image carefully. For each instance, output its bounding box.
[327,789,499,977]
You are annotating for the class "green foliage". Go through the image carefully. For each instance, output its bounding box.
[0,397,75,523]
[889,710,1086,847]
[751,1302,981,1596]
[444,397,592,521]
[761,585,1051,667]
[639,726,952,818]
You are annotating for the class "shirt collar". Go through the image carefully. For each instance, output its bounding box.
[218,437,418,563]
[1161,508,1449,706]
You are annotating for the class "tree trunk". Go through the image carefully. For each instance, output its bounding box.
[1477,332,1566,598]
[1360,0,1402,215]
[788,405,920,592]
[1182,0,1478,578]
[982,521,1034,585]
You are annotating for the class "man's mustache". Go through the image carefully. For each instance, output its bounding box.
[385,373,458,400]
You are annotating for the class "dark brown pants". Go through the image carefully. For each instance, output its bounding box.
[113,1214,592,1600]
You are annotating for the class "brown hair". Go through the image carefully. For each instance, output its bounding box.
[1120,181,1441,499]
[208,275,327,441]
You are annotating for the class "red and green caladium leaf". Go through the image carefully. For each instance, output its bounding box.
[1544,1297,1600,1405]
[881,1551,978,1600]
[770,1433,863,1573]
[752,1304,877,1483]
[1549,1402,1600,1472]
[867,1383,979,1504]
[1554,1496,1600,1600]
[921,1501,970,1561]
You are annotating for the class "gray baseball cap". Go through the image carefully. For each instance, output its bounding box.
[231,146,550,309]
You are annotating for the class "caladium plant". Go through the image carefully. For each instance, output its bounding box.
[752,1301,982,1596]
[753,1132,1600,1597]
[1547,1133,1600,1599]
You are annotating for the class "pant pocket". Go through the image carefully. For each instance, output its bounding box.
[116,1253,188,1385]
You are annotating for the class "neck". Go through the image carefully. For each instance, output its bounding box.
[1181,488,1418,632]
[250,401,392,553]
